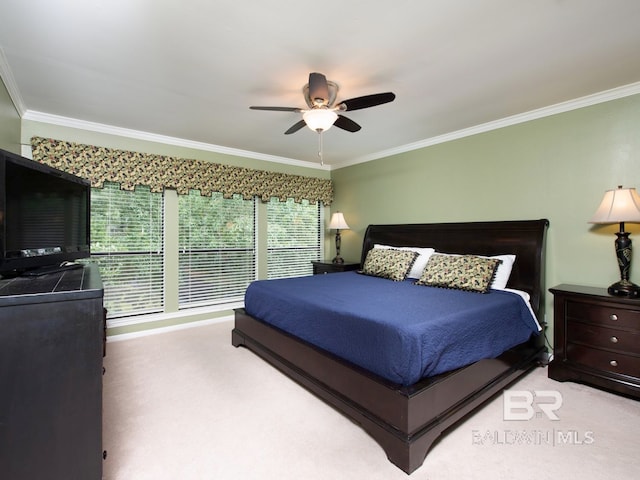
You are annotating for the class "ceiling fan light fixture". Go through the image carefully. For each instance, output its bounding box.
[303,109,338,132]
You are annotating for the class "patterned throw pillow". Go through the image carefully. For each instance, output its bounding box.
[361,248,419,281]
[415,254,501,293]
[373,244,435,278]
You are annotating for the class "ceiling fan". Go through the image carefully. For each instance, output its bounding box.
[250,72,396,135]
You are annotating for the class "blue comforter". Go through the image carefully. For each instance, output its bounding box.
[243,271,540,386]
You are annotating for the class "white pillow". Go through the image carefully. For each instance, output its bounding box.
[373,244,435,279]
[488,254,516,290]
[430,252,516,290]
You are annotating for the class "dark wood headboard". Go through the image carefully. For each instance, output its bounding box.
[360,219,549,323]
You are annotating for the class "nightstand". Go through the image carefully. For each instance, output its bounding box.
[548,284,640,399]
[311,261,360,275]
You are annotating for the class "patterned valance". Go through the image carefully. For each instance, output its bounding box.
[30,136,333,205]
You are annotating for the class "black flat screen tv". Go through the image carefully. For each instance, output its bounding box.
[0,148,91,277]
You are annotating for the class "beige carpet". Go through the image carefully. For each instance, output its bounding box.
[103,321,640,479]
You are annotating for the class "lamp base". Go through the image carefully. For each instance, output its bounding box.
[608,280,640,298]
[332,256,344,264]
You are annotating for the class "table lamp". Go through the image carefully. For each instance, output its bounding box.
[589,185,640,297]
[329,212,350,264]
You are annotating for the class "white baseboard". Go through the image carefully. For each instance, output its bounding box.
[107,315,234,342]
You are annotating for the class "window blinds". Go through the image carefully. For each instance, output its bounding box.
[89,182,164,318]
[267,198,323,279]
[178,191,256,308]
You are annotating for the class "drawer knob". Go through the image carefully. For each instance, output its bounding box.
[609,314,618,321]
[610,336,619,344]
[610,360,618,367]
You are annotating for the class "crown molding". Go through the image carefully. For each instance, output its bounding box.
[336,81,640,169]
[21,110,331,171]
[0,47,26,116]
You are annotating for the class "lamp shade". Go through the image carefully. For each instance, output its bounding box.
[303,109,338,132]
[329,212,350,230]
[589,186,640,224]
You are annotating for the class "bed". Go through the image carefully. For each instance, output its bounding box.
[232,219,549,474]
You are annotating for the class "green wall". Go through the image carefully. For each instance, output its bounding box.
[331,94,640,330]
[0,77,20,153]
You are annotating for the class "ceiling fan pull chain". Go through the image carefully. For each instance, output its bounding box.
[318,130,324,166]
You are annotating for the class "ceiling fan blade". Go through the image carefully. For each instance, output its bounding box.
[284,119,307,135]
[334,115,361,132]
[340,92,396,111]
[308,72,330,106]
[250,106,302,112]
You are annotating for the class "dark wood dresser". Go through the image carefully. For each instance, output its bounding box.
[0,264,105,479]
[548,284,640,399]
[311,260,360,275]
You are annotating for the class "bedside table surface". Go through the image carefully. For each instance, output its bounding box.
[311,261,359,266]
[550,284,640,307]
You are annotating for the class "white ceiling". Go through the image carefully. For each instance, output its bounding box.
[1,0,640,169]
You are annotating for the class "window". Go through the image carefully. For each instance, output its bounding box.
[89,186,319,320]
[267,198,323,279]
[178,191,256,309]
[89,182,164,318]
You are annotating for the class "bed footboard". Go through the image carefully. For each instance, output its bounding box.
[232,309,543,474]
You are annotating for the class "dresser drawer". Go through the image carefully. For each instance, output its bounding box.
[566,343,640,378]
[313,263,335,274]
[567,320,640,355]
[566,300,640,329]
